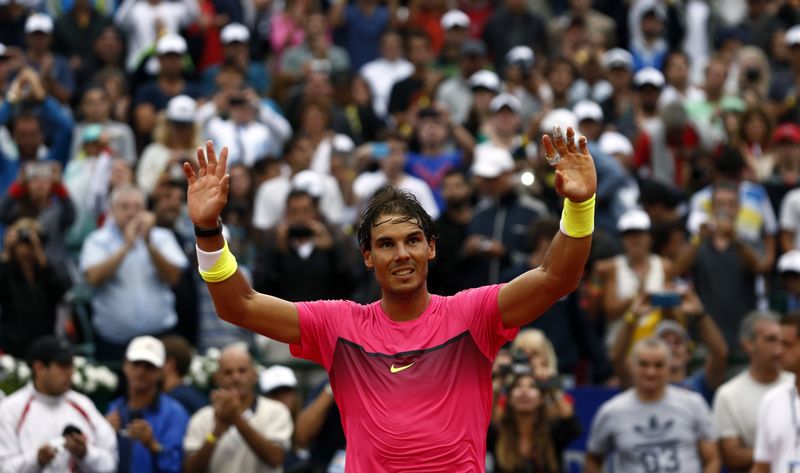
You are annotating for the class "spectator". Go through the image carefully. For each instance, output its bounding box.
[462,69,500,137]
[0,160,76,272]
[114,0,199,72]
[463,144,547,287]
[774,250,800,313]
[0,336,117,472]
[586,337,720,473]
[501,46,544,126]
[738,106,775,183]
[481,93,533,166]
[0,68,74,192]
[599,48,637,140]
[659,50,705,107]
[253,189,359,302]
[252,135,346,232]
[259,364,299,415]
[387,30,440,129]
[79,184,188,361]
[52,0,111,75]
[611,287,729,405]
[183,344,293,473]
[0,218,69,358]
[629,6,668,72]
[482,0,549,71]
[294,379,345,472]
[352,134,440,219]
[298,98,354,176]
[131,34,203,142]
[359,29,414,120]
[268,0,310,64]
[71,85,137,165]
[488,372,581,473]
[201,23,269,96]
[428,168,473,295]
[435,38,488,125]
[161,335,208,416]
[751,312,800,473]
[437,10,472,79]
[281,12,350,79]
[76,26,127,100]
[22,13,76,104]
[713,311,791,473]
[329,0,396,71]
[137,95,201,197]
[106,336,189,473]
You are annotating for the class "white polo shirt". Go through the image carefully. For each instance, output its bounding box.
[754,380,800,471]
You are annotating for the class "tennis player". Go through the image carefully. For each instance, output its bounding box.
[183,125,596,472]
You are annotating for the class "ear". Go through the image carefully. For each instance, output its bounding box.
[362,248,374,270]
[428,238,436,261]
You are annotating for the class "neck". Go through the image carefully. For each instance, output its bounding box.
[636,385,666,402]
[161,372,182,392]
[420,143,443,155]
[128,387,158,410]
[380,287,431,322]
[670,365,687,382]
[749,363,781,384]
[515,411,538,433]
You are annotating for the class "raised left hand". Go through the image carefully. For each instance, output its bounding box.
[541,126,597,203]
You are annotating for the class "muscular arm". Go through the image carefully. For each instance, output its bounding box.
[498,230,591,328]
[719,437,753,471]
[698,439,721,473]
[696,314,728,389]
[751,462,770,473]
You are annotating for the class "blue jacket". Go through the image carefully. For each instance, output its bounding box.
[107,393,189,473]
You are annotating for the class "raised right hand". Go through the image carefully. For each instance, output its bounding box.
[183,141,230,229]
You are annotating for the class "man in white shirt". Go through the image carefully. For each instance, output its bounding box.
[352,133,440,219]
[359,29,413,119]
[183,344,293,473]
[753,313,800,473]
[713,310,792,472]
[0,336,117,472]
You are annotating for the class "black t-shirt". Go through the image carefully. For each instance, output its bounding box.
[387,76,424,115]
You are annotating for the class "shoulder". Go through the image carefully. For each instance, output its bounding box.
[595,390,634,419]
[65,390,103,415]
[761,380,793,407]
[159,394,189,419]
[255,396,291,418]
[0,385,34,417]
[666,385,708,409]
[715,372,746,400]
[188,405,215,424]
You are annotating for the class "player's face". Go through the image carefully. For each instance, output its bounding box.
[363,214,436,296]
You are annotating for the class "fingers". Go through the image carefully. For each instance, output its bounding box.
[183,162,196,183]
[541,134,556,156]
[566,127,577,154]
[205,140,217,176]
[196,146,207,177]
[552,125,570,158]
[217,146,228,178]
[220,173,230,196]
[578,135,590,156]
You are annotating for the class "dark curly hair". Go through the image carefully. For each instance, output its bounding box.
[357,186,437,251]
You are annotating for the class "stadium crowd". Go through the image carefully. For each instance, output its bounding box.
[3,0,800,471]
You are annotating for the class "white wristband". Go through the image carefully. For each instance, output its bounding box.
[196,244,225,272]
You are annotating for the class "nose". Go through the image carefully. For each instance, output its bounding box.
[394,242,411,261]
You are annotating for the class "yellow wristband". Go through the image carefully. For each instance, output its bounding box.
[198,241,238,283]
[560,194,595,238]
[206,432,217,444]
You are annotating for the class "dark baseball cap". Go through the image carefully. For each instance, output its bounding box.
[27,335,76,364]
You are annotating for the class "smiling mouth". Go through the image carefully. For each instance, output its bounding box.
[392,268,414,276]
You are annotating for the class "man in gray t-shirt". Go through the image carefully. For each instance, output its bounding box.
[586,337,720,473]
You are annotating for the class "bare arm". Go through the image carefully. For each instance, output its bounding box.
[699,439,721,473]
[186,142,301,344]
[499,128,596,328]
[751,462,770,473]
[183,423,228,473]
[719,437,753,471]
[294,387,335,448]
[584,453,603,473]
[695,312,729,389]
[329,0,347,27]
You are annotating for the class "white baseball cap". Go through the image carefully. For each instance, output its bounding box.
[617,209,651,233]
[786,25,800,46]
[259,365,298,394]
[633,67,665,89]
[490,93,521,114]
[468,69,500,93]
[472,144,514,178]
[126,336,166,368]
[291,170,325,198]
[539,108,578,133]
[0,43,7,58]
[602,48,633,71]
[156,33,188,56]
[166,95,197,123]
[505,45,535,67]
[573,100,604,123]
[779,250,800,274]
[441,10,470,30]
[220,23,250,45]
[599,131,633,157]
[25,13,54,34]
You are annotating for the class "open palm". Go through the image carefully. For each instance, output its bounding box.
[541,126,597,203]
[183,141,230,228]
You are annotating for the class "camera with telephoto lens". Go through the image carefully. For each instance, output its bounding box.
[17,228,31,243]
[288,225,314,239]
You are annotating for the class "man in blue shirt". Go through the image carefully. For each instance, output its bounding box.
[106,336,189,473]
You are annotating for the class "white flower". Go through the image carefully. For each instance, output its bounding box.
[16,364,31,381]
[74,356,87,368]
[0,355,15,374]
[96,367,118,390]
[71,372,82,387]
[206,348,221,360]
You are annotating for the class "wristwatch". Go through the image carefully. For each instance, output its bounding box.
[194,217,223,237]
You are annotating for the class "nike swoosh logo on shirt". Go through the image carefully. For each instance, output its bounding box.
[390,363,414,373]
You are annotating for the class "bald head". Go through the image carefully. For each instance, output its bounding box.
[215,343,257,398]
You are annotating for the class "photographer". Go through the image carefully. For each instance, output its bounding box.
[253,188,359,302]
[0,160,75,272]
[0,217,70,357]
[610,285,728,405]
[488,367,581,473]
[0,67,74,191]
